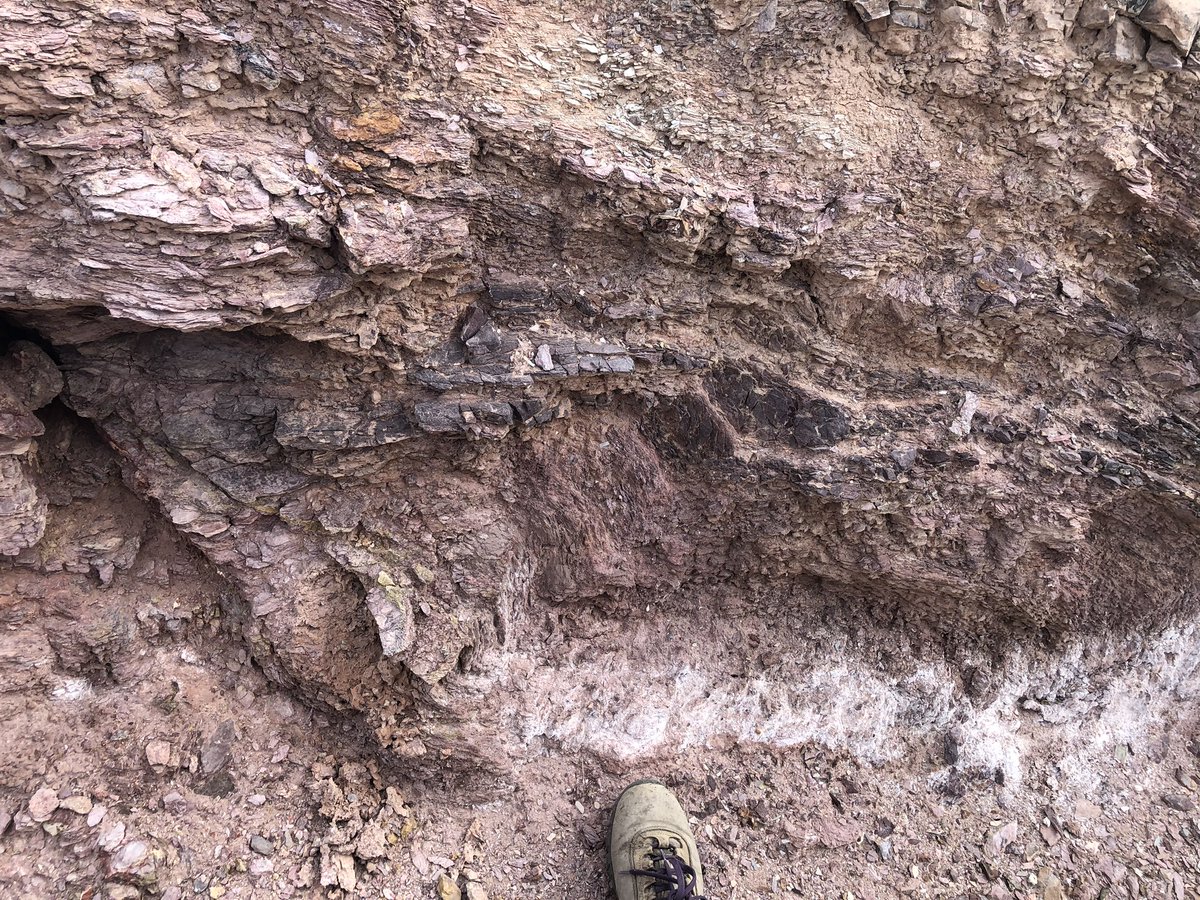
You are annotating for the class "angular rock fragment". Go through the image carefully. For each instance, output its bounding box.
[200,720,237,776]
[940,4,990,29]
[0,342,61,555]
[1146,35,1186,66]
[1101,15,1149,62]
[97,819,126,851]
[274,402,415,450]
[0,342,62,412]
[0,457,46,556]
[337,199,468,274]
[320,848,357,892]
[145,739,172,767]
[705,365,850,450]
[415,399,516,438]
[60,796,92,815]
[1131,0,1200,52]
[891,4,930,29]
[438,874,463,900]
[1079,0,1118,28]
[28,787,59,822]
[364,580,415,657]
[850,1,891,37]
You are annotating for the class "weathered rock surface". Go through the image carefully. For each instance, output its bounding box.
[2,0,1200,789]
[0,341,62,556]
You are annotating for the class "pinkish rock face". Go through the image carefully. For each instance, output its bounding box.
[2,2,1200,894]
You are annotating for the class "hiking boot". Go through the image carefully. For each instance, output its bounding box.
[608,779,707,900]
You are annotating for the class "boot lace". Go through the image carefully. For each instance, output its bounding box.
[625,836,707,900]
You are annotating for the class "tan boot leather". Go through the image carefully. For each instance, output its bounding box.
[608,780,707,900]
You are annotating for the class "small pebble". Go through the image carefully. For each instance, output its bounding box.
[1163,794,1196,813]
[163,792,187,811]
[97,820,126,851]
[250,835,275,856]
[60,796,92,815]
[146,740,172,767]
[437,874,462,900]
[249,857,274,876]
[28,787,59,822]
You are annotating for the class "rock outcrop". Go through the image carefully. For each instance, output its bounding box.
[2,0,1200,781]
[0,341,61,556]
